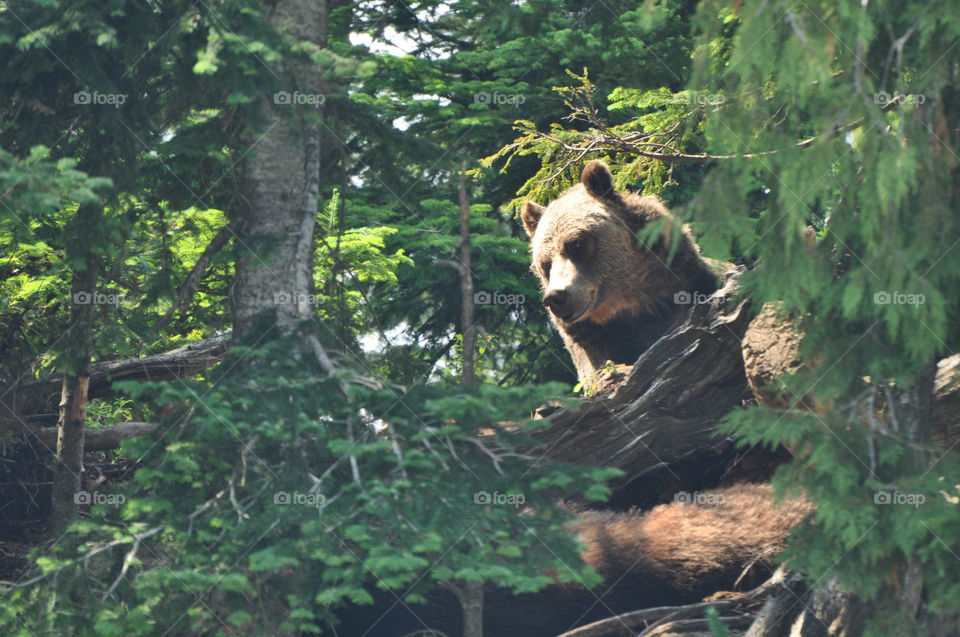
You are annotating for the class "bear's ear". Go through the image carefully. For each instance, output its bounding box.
[520,201,546,237]
[581,160,618,202]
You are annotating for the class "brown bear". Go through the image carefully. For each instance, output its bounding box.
[334,483,814,636]
[521,160,722,384]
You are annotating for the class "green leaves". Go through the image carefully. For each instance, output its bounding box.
[485,0,960,626]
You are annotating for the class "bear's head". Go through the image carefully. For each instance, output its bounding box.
[521,160,679,326]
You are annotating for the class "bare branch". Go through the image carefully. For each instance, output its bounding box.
[156,219,239,330]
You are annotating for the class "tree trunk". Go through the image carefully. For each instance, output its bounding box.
[457,164,476,387]
[450,580,484,637]
[49,202,101,535]
[230,0,327,344]
[440,164,478,386]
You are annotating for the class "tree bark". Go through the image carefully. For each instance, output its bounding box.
[49,203,101,535]
[439,163,477,386]
[457,164,476,387]
[230,0,327,344]
[449,580,484,637]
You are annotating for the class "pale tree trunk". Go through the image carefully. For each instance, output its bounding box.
[439,163,477,386]
[455,167,480,633]
[456,164,477,387]
[438,166,482,634]
[49,202,101,535]
[231,0,328,345]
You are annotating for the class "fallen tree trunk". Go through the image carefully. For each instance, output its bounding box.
[25,334,230,398]
[4,335,229,431]
[529,276,960,508]
[32,422,159,453]
[529,272,773,507]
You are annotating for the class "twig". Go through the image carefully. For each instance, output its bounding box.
[4,525,164,591]
[558,567,790,637]
[101,525,164,600]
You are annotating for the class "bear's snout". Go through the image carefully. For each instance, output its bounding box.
[542,283,595,323]
[540,255,599,323]
[543,288,568,312]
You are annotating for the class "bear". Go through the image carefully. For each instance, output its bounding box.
[521,160,722,385]
[333,483,814,636]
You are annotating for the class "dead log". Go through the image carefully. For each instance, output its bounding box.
[933,353,960,451]
[741,306,960,451]
[530,276,960,507]
[25,334,229,398]
[32,422,159,453]
[529,271,773,507]
[4,335,229,431]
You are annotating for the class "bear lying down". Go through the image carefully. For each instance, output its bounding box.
[335,164,807,636]
[335,483,813,637]
[522,160,724,385]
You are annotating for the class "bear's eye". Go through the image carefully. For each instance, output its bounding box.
[540,260,552,278]
[565,237,588,259]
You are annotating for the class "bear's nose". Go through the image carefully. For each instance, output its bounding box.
[543,289,568,311]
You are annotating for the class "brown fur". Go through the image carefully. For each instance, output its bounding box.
[337,483,814,637]
[522,160,721,383]
[568,483,813,595]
